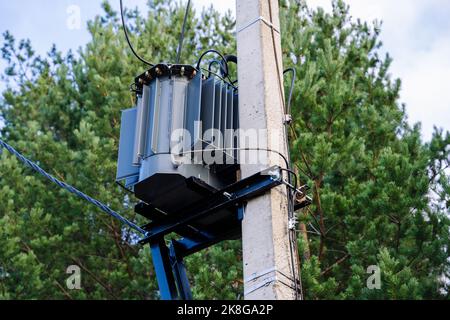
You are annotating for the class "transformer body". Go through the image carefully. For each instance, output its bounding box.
[116,64,239,215]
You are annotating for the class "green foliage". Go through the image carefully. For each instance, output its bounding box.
[0,0,449,300]
[0,0,238,300]
[281,0,450,300]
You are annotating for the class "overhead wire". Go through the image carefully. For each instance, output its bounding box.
[120,0,154,66]
[176,0,191,64]
[0,137,147,236]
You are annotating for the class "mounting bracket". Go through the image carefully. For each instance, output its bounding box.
[137,166,286,300]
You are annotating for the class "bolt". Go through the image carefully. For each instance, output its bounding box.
[284,114,293,125]
[223,192,233,199]
[288,218,298,230]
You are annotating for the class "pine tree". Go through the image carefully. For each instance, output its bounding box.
[0,0,239,300]
[281,0,450,299]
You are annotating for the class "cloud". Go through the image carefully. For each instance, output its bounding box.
[306,0,450,140]
[1,1,449,140]
[195,0,450,140]
[398,37,450,135]
[194,0,236,14]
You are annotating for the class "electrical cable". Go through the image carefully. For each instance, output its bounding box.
[280,168,299,193]
[283,68,299,141]
[267,0,302,300]
[176,0,191,64]
[204,58,238,90]
[116,181,134,195]
[0,137,147,236]
[220,54,238,85]
[196,49,229,78]
[208,60,223,78]
[120,0,154,66]
[141,145,291,176]
[284,68,296,116]
[199,67,238,90]
[179,147,291,171]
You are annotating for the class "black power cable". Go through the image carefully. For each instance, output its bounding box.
[0,137,147,235]
[284,68,296,116]
[221,54,238,87]
[196,49,230,78]
[266,0,302,300]
[207,59,223,77]
[120,0,154,66]
[199,67,238,90]
[176,0,191,64]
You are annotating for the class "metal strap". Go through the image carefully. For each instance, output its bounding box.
[244,275,297,296]
[245,266,277,283]
[244,276,277,296]
[244,267,296,296]
[245,266,295,284]
[236,16,280,34]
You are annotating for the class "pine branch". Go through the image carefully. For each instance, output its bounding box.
[321,254,350,277]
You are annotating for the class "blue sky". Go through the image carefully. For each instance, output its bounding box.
[0,0,449,141]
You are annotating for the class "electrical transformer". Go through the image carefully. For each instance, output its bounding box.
[116,63,239,215]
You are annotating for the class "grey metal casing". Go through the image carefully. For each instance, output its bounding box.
[116,107,139,187]
[116,68,239,213]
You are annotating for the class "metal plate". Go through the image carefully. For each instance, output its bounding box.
[185,71,202,150]
[213,81,222,150]
[200,77,215,138]
[146,77,161,157]
[116,107,140,182]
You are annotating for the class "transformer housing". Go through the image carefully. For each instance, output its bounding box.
[116,64,239,215]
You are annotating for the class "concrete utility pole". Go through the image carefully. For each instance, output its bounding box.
[236,0,299,300]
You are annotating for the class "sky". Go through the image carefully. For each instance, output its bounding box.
[0,0,449,141]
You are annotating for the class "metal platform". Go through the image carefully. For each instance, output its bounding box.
[136,166,285,300]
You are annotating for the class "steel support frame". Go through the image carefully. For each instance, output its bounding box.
[141,166,284,300]
[150,238,194,300]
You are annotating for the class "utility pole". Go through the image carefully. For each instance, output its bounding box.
[236,0,299,300]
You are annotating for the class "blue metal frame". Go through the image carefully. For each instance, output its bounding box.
[139,166,284,300]
[150,238,178,300]
[169,240,193,300]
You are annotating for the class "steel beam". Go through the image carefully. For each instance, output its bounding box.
[140,166,282,244]
[150,238,178,300]
[143,167,284,300]
[169,241,193,300]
